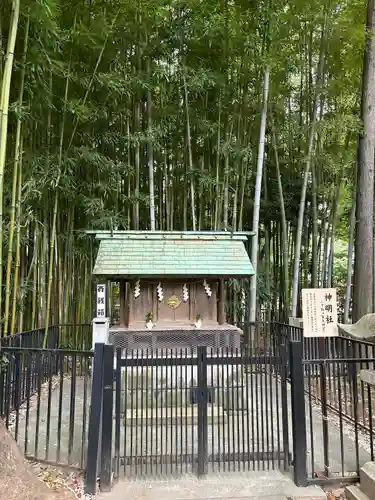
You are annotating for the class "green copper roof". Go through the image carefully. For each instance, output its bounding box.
[92,231,254,278]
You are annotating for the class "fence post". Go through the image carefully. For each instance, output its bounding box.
[318,339,329,478]
[14,353,21,439]
[0,351,5,417]
[289,340,307,487]
[349,360,360,473]
[100,344,114,492]
[197,346,208,477]
[85,343,105,496]
[280,343,290,470]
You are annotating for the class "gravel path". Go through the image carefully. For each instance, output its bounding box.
[8,376,91,469]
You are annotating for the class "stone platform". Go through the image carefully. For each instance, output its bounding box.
[98,470,326,500]
[109,323,242,351]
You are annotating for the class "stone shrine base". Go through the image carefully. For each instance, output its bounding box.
[109,323,242,350]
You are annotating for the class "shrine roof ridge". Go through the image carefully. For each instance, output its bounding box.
[86,230,253,241]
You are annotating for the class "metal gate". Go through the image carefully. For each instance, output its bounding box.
[112,345,290,478]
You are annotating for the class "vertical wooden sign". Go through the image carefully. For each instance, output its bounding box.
[96,284,106,318]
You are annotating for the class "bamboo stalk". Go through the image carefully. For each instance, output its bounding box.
[0,0,21,334]
[4,16,29,336]
[291,17,327,317]
[183,71,196,231]
[249,68,270,323]
[10,132,23,334]
[147,57,156,231]
[271,116,289,316]
[214,98,221,230]
[43,22,74,346]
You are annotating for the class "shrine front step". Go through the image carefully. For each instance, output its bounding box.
[117,408,230,426]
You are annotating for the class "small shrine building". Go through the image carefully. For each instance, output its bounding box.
[89,231,254,350]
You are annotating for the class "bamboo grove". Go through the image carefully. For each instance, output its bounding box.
[0,0,370,333]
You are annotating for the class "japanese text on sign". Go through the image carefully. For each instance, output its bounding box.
[96,284,106,318]
[301,288,338,337]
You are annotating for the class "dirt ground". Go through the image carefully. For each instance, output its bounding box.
[0,421,77,500]
[324,485,347,500]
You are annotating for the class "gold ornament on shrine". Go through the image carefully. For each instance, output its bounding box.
[167,294,181,309]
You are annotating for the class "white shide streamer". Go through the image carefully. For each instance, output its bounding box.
[156,282,164,302]
[203,279,212,297]
[182,283,189,302]
[134,279,141,298]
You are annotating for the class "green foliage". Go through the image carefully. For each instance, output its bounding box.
[0,0,366,328]
[0,353,10,372]
[332,239,350,310]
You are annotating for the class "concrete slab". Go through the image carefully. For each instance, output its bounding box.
[345,485,370,500]
[359,370,375,387]
[98,471,326,500]
[359,461,375,500]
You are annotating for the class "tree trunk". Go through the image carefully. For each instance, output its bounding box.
[353,0,375,321]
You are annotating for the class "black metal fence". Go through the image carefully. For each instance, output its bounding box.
[117,347,290,476]
[1,326,59,349]
[1,324,92,350]
[304,357,375,481]
[301,336,375,436]
[0,346,93,469]
[256,321,375,364]
[85,342,291,493]
[3,321,375,494]
[288,340,375,487]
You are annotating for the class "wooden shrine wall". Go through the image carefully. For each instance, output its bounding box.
[125,280,219,325]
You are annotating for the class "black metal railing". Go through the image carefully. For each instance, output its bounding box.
[1,326,59,349]
[288,339,375,486]
[269,322,375,365]
[1,324,92,350]
[304,356,375,482]
[301,336,375,432]
[0,346,93,469]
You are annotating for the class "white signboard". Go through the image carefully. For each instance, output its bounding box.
[302,288,338,337]
[96,284,106,318]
